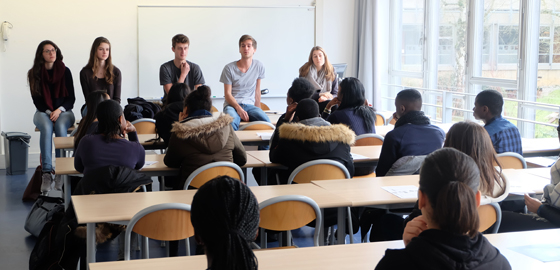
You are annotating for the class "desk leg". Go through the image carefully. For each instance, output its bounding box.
[319,209,325,246]
[337,207,346,245]
[242,168,248,184]
[87,223,96,269]
[260,167,267,186]
[64,175,70,210]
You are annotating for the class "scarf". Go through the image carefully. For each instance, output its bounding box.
[394,110,431,128]
[40,60,68,111]
[306,65,332,94]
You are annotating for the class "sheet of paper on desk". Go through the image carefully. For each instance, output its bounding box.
[351,153,369,160]
[508,177,549,195]
[382,186,418,199]
[257,133,273,140]
[140,161,158,170]
[510,244,560,262]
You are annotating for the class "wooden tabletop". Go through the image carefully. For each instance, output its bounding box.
[89,229,560,270]
[522,137,560,156]
[235,130,274,143]
[55,154,265,175]
[502,168,551,194]
[246,146,383,167]
[54,134,162,150]
[73,183,350,224]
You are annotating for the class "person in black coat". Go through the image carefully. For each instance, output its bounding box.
[375,148,511,270]
[154,83,189,145]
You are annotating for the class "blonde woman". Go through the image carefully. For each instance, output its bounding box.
[299,46,338,103]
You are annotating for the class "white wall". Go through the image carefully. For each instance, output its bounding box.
[0,0,355,167]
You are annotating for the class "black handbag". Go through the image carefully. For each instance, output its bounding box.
[24,195,64,237]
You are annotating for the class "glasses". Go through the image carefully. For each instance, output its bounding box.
[43,48,57,54]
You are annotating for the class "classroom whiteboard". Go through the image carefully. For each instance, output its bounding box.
[138,6,315,99]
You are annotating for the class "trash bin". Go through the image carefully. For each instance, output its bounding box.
[2,132,31,175]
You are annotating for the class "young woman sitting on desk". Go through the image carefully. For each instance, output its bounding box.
[74,99,145,174]
[80,37,122,104]
[28,40,76,193]
[299,46,338,110]
[191,176,259,270]
[375,148,511,270]
[73,90,109,150]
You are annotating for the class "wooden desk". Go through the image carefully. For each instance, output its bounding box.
[90,229,560,270]
[375,123,455,137]
[235,130,274,146]
[54,134,165,155]
[522,138,560,157]
[503,168,550,194]
[74,183,351,267]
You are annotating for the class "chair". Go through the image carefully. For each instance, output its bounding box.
[131,118,156,134]
[258,195,322,248]
[496,152,527,169]
[124,203,194,260]
[238,121,275,130]
[287,159,355,244]
[211,105,219,113]
[478,202,502,234]
[375,114,386,126]
[183,161,244,189]
[387,116,396,125]
[354,133,384,146]
[260,102,270,111]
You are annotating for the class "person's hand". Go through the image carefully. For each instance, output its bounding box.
[525,193,542,214]
[326,97,340,110]
[180,61,190,76]
[50,109,62,122]
[403,215,428,246]
[236,107,249,122]
[124,121,136,135]
[179,111,188,122]
[284,102,298,122]
[392,112,399,123]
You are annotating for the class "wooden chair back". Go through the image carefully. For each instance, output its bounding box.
[132,120,156,134]
[496,153,527,169]
[478,204,498,233]
[238,121,275,130]
[375,114,386,126]
[260,201,317,231]
[132,209,194,241]
[260,102,271,111]
[291,164,348,184]
[211,106,219,113]
[355,134,384,146]
[188,166,243,189]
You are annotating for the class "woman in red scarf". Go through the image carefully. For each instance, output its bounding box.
[28,40,76,193]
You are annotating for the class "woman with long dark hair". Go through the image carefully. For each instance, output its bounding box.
[375,148,511,269]
[154,82,189,145]
[74,100,144,174]
[28,40,76,193]
[74,90,109,150]
[191,176,259,270]
[80,37,122,103]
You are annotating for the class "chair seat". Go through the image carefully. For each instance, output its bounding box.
[353,172,376,178]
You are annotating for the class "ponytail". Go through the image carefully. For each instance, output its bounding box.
[185,85,212,115]
[431,182,480,238]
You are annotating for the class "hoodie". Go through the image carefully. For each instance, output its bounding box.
[376,229,511,270]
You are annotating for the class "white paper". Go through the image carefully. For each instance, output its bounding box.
[257,133,273,140]
[351,153,369,160]
[140,161,158,170]
[382,186,418,199]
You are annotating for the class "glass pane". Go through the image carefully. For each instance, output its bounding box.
[480,0,520,80]
[400,0,425,71]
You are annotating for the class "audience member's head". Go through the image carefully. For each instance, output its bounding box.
[191,176,259,270]
[473,90,503,121]
[419,148,481,238]
[96,100,125,141]
[395,89,422,118]
[444,121,505,197]
[165,83,189,106]
[184,85,212,116]
[287,78,315,104]
[338,77,376,130]
[75,90,110,147]
[295,98,320,121]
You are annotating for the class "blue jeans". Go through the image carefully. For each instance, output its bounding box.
[224,104,271,150]
[33,110,75,172]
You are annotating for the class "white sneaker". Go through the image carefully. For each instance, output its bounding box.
[41,172,53,193]
[54,174,63,191]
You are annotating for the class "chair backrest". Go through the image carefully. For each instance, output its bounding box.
[131,118,156,134]
[375,114,386,126]
[211,106,219,113]
[238,121,275,130]
[388,116,396,125]
[288,159,351,184]
[478,202,502,234]
[184,161,244,189]
[124,203,193,260]
[260,102,270,111]
[354,133,384,146]
[259,195,322,246]
[496,152,527,169]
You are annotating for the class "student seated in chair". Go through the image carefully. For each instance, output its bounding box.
[375,148,511,270]
[270,98,355,183]
[191,176,259,270]
[375,89,445,177]
[154,82,188,145]
[220,34,270,131]
[473,89,522,155]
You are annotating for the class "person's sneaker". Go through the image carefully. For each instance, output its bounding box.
[41,172,53,193]
[53,174,63,191]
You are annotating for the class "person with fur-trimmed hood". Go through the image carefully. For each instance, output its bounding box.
[270,98,355,182]
[164,85,247,191]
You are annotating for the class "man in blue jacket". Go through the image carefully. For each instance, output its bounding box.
[473,89,522,155]
[376,89,445,177]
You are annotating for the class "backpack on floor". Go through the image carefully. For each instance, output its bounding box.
[24,196,64,237]
[29,203,65,270]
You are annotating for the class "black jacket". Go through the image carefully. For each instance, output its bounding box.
[154,101,183,145]
[540,205,560,227]
[270,117,355,179]
[375,229,511,270]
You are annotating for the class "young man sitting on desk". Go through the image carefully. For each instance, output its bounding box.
[375,89,445,177]
[159,34,205,102]
[473,89,522,155]
[220,34,271,131]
